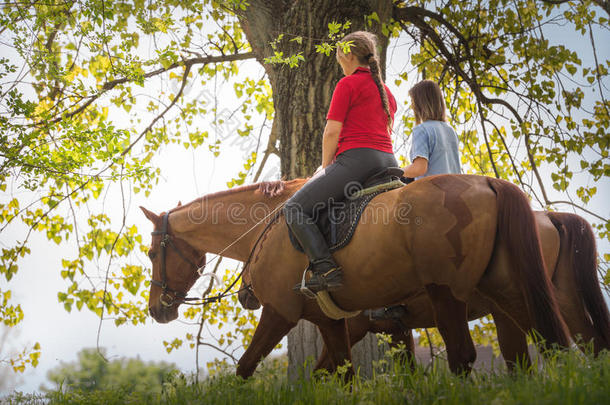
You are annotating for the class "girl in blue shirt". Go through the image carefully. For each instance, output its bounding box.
[402,80,462,179]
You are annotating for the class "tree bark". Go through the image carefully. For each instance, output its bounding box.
[239,0,393,379]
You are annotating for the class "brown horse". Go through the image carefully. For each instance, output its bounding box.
[240,211,606,372]
[142,174,570,377]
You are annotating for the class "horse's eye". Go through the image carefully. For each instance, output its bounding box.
[148,251,157,260]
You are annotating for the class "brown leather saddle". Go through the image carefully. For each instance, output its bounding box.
[287,167,408,253]
[363,167,406,188]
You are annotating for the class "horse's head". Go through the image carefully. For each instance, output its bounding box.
[141,206,206,323]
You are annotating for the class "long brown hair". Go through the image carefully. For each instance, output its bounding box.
[408,80,447,125]
[337,31,392,131]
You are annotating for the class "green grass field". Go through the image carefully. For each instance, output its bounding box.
[3,349,609,405]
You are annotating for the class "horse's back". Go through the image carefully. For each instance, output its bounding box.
[334,174,498,308]
[405,174,498,301]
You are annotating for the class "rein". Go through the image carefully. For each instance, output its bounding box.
[150,203,285,307]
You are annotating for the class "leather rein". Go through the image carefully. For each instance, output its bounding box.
[150,208,282,308]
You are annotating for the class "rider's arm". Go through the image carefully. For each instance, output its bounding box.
[323,78,350,169]
[405,124,430,178]
[402,157,428,178]
[322,120,342,168]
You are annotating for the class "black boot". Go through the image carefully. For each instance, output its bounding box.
[363,305,408,321]
[286,219,343,297]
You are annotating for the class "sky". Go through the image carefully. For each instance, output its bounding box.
[1,6,609,395]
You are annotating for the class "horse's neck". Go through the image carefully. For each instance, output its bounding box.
[168,183,300,261]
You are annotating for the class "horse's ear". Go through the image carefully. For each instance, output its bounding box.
[140,206,159,223]
[177,201,182,207]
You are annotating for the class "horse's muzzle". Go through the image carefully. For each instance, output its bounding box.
[149,303,178,323]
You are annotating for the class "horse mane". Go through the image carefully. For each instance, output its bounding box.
[170,180,288,213]
[257,180,285,197]
[200,180,286,199]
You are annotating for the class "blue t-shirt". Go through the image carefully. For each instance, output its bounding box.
[409,120,462,179]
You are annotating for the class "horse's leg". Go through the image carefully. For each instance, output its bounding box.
[315,315,371,373]
[392,328,416,371]
[425,283,476,375]
[314,315,417,374]
[236,305,296,378]
[315,345,332,372]
[315,318,353,379]
[490,306,531,371]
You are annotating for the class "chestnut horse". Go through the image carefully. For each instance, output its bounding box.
[237,211,608,371]
[142,174,570,377]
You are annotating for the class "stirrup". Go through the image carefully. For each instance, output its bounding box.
[296,267,317,299]
[294,261,342,298]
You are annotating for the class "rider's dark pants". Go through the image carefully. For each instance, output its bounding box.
[283,147,398,225]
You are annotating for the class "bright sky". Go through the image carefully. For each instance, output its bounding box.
[1,12,609,394]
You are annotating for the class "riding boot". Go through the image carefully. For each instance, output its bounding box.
[364,305,408,321]
[286,219,343,296]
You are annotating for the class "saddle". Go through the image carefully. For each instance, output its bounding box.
[287,167,408,253]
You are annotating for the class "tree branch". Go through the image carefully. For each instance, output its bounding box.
[547,201,608,222]
[588,21,610,119]
[477,100,500,178]
[486,118,526,186]
[121,63,192,157]
[196,341,238,363]
[541,0,610,18]
[393,5,550,205]
[32,52,255,127]
[196,257,223,382]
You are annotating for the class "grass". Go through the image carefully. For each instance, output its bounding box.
[2,349,609,405]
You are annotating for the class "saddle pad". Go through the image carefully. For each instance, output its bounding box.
[287,191,382,253]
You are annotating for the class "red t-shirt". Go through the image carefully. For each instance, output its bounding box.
[326,67,397,157]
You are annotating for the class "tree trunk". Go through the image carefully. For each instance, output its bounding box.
[287,320,390,380]
[239,0,393,379]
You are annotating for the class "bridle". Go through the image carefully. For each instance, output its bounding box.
[150,213,204,307]
[149,207,283,308]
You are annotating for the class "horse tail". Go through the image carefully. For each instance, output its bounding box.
[487,178,570,347]
[547,211,610,348]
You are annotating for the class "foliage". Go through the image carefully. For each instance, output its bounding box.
[1,0,264,371]
[42,347,177,394]
[3,349,609,404]
[3,342,41,374]
[0,0,608,375]
[392,0,609,220]
[0,325,38,388]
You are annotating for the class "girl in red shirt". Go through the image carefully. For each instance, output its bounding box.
[284,31,399,296]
